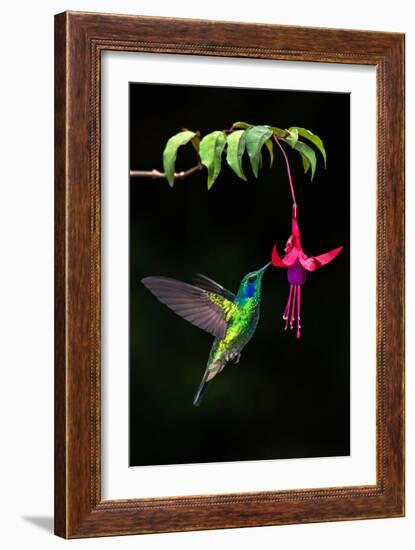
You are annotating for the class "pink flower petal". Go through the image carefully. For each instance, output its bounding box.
[271,244,298,267]
[291,217,302,246]
[300,246,343,272]
[282,249,299,266]
[271,243,287,267]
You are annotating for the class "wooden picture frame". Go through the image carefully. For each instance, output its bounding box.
[54,11,405,538]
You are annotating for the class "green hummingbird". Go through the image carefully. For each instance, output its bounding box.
[141,262,270,406]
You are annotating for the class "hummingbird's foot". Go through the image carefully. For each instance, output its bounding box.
[233,352,241,364]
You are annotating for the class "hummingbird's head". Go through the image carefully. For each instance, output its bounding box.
[239,262,271,299]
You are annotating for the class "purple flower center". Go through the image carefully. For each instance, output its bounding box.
[287,260,307,285]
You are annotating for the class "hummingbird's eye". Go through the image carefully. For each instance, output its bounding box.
[248,276,257,283]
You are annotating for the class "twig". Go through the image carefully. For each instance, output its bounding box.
[130,163,204,180]
[130,125,236,180]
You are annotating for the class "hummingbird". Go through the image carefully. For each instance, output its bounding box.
[141,262,270,406]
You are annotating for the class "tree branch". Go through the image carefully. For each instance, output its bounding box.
[130,163,204,180]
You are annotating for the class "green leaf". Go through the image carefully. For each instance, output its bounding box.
[264,138,274,167]
[199,131,227,189]
[182,128,201,152]
[231,121,253,130]
[291,140,317,180]
[226,130,247,181]
[298,151,311,174]
[265,125,287,138]
[163,130,196,187]
[291,127,327,167]
[287,128,299,148]
[245,126,272,178]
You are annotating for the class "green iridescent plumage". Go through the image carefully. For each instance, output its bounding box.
[142,263,270,406]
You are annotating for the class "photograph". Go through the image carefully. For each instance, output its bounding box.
[0,0,409,545]
[51,11,404,539]
[129,82,350,467]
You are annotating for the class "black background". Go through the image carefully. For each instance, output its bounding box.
[129,82,350,466]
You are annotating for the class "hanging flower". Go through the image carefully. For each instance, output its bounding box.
[271,205,343,339]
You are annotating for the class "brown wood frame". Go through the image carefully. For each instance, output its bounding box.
[54,11,405,539]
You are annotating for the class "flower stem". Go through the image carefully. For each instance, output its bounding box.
[273,135,297,215]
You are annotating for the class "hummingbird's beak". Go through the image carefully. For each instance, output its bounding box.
[259,262,272,273]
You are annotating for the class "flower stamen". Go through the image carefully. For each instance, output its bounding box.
[289,285,296,329]
[283,284,294,322]
[296,285,301,339]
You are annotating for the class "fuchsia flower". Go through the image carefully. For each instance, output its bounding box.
[269,134,344,339]
[271,205,343,339]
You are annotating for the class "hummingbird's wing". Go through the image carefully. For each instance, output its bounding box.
[142,276,235,339]
[192,273,236,302]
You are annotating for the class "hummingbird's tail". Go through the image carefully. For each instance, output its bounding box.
[193,372,210,407]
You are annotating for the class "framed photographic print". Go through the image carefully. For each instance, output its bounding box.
[54,11,405,538]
